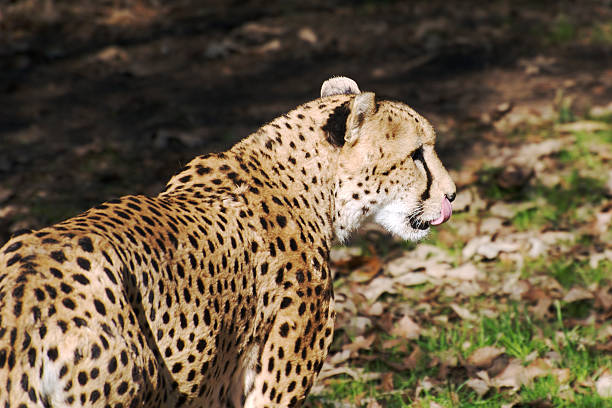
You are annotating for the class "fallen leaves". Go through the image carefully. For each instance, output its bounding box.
[466,357,571,397]
[467,346,506,367]
[313,111,612,406]
[390,315,422,340]
[596,370,612,398]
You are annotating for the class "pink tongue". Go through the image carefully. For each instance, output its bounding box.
[430,197,452,226]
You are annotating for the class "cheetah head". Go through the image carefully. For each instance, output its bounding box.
[322,77,456,243]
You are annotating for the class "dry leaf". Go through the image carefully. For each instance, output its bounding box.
[554,368,570,383]
[342,333,377,357]
[330,246,362,264]
[480,217,504,234]
[366,400,383,408]
[404,346,424,370]
[590,102,612,117]
[590,250,612,269]
[365,302,385,316]
[94,46,129,63]
[357,277,397,301]
[390,315,421,340]
[531,297,553,319]
[328,350,351,366]
[491,359,526,391]
[563,287,594,303]
[462,235,521,259]
[317,364,381,382]
[381,338,403,350]
[297,27,318,44]
[466,376,490,397]
[252,39,282,54]
[595,286,612,310]
[450,304,477,321]
[468,346,506,367]
[394,272,430,286]
[241,22,284,36]
[352,256,384,283]
[380,372,394,392]
[452,189,472,212]
[593,207,612,236]
[596,370,612,398]
[555,120,610,133]
[446,263,483,281]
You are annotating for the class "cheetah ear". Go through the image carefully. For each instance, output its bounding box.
[345,92,376,146]
[320,76,361,97]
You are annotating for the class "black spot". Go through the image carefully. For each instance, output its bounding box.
[275,267,284,284]
[90,390,101,403]
[296,270,305,283]
[47,348,58,361]
[76,257,91,271]
[4,241,22,253]
[91,344,101,359]
[20,373,29,391]
[268,357,275,372]
[78,371,88,385]
[73,274,90,285]
[321,102,350,147]
[280,297,292,309]
[78,237,94,253]
[108,357,117,373]
[276,215,287,228]
[27,348,36,367]
[93,300,106,316]
[279,322,289,338]
[117,381,128,395]
[50,251,67,264]
[120,350,128,366]
[62,298,76,310]
[276,237,285,252]
[49,268,63,279]
[12,285,24,299]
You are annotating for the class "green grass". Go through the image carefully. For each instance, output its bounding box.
[312,117,612,407]
[546,14,577,46]
[309,304,612,407]
[522,256,612,289]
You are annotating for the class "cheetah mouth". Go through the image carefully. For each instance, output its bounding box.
[409,217,430,230]
[430,196,453,226]
[408,197,453,231]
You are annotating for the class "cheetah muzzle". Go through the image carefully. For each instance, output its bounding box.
[0,77,456,407]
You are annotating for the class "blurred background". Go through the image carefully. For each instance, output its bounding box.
[1,0,610,240]
[1,1,612,406]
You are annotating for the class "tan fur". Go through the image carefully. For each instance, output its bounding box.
[0,78,454,407]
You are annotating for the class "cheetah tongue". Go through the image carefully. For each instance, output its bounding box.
[430,197,452,226]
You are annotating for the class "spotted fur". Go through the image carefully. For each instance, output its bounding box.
[0,77,455,407]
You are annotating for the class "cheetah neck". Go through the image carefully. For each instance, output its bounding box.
[162,96,354,243]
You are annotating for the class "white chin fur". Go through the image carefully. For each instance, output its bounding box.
[374,201,429,242]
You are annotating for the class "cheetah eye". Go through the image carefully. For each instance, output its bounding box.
[411,146,424,163]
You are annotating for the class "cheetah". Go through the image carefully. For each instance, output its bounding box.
[0,77,455,407]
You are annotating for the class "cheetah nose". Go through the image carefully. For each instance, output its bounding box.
[430,196,452,226]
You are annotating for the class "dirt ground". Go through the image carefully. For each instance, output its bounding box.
[1,0,611,244]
